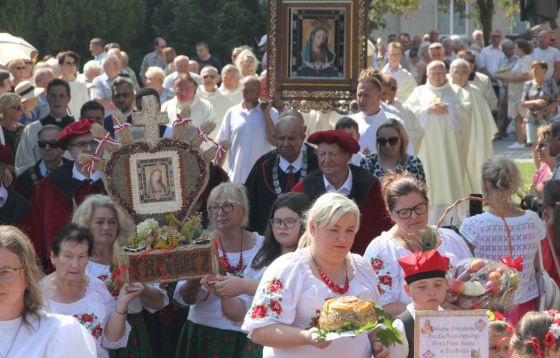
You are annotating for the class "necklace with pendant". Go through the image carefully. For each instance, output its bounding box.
[272,146,308,194]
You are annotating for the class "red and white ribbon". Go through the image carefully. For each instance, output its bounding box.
[173,114,192,130]
[83,156,103,178]
[94,133,119,156]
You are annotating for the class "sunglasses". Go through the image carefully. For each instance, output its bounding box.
[377,136,399,146]
[38,139,59,149]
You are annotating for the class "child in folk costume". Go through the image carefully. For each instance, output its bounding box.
[487,310,513,358]
[388,250,450,358]
[511,310,560,358]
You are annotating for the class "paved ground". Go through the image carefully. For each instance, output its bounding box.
[492,135,533,161]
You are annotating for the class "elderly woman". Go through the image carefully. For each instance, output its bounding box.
[145,66,173,103]
[7,59,28,89]
[72,194,168,357]
[14,80,43,125]
[360,118,426,183]
[173,183,265,357]
[0,93,24,164]
[235,49,259,78]
[522,61,559,164]
[243,193,386,357]
[364,174,472,316]
[0,225,97,357]
[498,39,533,148]
[382,42,417,102]
[219,64,242,104]
[41,223,144,358]
[460,158,545,325]
[449,58,498,194]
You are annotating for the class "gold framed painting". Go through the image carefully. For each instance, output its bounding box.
[267,0,368,108]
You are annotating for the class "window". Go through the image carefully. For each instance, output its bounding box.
[436,0,469,36]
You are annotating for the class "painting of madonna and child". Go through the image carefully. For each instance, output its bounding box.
[289,8,346,79]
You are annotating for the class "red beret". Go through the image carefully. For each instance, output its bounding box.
[398,250,450,285]
[307,130,360,154]
[57,119,94,150]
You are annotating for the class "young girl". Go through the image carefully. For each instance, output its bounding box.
[488,311,514,358]
[511,310,560,358]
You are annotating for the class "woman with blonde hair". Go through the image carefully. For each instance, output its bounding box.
[243,192,385,357]
[72,194,168,357]
[0,92,24,163]
[0,225,97,357]
[460,158,545,324]
[173,182,265,357]
[235,49,259,78]
[7,59,27,88]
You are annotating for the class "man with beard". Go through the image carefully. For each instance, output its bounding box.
[245,110,317,234]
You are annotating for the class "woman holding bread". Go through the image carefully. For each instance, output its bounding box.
[242,192,384,357]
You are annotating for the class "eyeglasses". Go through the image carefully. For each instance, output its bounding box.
[38,139,59,149]
[64,61,77,67]
[208,202,235,215]
[15,66,25,70]
[175,86,197,93]
[393,202,429,219]
[68,140,98,150]
[377,136,399,146]
[270,218,300,229]
[203,75,216,79]
[0,267,23,283]
[10,105,23,112]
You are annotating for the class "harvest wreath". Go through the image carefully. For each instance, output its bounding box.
[78,95,230,284]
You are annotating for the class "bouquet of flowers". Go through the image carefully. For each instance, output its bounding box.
[447,257,521,310]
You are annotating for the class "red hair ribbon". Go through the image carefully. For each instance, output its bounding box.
[530,337,543,358]
[500,256,523,272]
[173,114,192,130]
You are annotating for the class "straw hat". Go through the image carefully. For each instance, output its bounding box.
[14,81,43,102]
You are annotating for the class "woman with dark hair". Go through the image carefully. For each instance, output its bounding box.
[0,225,96,357]
[298,25,337,77]
[364,174,471,316]
[542,180,560,287]
[360,119,426,183]
[41,223,144,358]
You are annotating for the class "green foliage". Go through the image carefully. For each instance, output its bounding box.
[0,0,265,72]
[369,0,421,29]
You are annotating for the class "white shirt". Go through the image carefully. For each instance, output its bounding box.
[349,110,414,155]
[67,79,90,118]
[0,313,96,358]
[533,46,560,79]
[477,45,504,77]
[161,94,217,129]
[323,168,353,195]
[162,71,201,91]
[278,152,302,173]
[72,163,102,182]
[197,86,237,137]
[216,103,279,183]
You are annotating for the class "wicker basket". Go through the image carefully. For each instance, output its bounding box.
[439,196,518,310]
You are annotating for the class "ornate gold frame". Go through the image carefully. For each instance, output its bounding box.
[267,0,368,112]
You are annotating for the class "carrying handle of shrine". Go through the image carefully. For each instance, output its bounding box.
[436,196,513,257]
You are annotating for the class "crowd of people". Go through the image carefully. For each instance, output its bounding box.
[1,26,560,358]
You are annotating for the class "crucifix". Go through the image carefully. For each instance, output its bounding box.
[132,95,169,147]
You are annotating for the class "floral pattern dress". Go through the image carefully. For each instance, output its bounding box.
[42,277,131,358]
[242,249,381,358]
[85,261,169,358]
[363,228,472,306]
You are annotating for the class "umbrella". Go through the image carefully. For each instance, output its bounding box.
[0,33,37,65]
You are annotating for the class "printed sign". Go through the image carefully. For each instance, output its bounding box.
[414,310,488,358]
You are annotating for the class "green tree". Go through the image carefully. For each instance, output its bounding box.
[0,0,40,47]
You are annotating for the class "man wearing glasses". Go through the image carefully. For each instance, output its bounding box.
[140,37,167,85]
[102,77,136,137]
[162,74,216,129]
[197,66,235,137]
[58,51,89,118]
[15,79,74,175]
[31,119,105,270]
[14,125,69,199]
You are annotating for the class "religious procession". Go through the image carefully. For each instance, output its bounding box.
[1,0,560,357]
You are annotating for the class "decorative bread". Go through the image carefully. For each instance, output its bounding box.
[318,296,377,331]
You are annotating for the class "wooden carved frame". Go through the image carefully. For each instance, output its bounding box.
[267,0,368,112]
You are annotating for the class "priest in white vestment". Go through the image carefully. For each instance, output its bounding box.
[198,66,236,137]
[405,61,472,223]
[218,64,243,105]
[449,59,498,195]
[382,42,417,102]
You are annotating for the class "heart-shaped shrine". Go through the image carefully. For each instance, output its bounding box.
[80,95,230,283]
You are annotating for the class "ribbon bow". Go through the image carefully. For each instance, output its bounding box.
[94,133,119,155]
[173,114,192,130]
[109,258,130,297]
[113,120,132,134]
[197,126,212,143]
[530,337,543,358]
[500,256,523,272]
[82,156,102,178]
